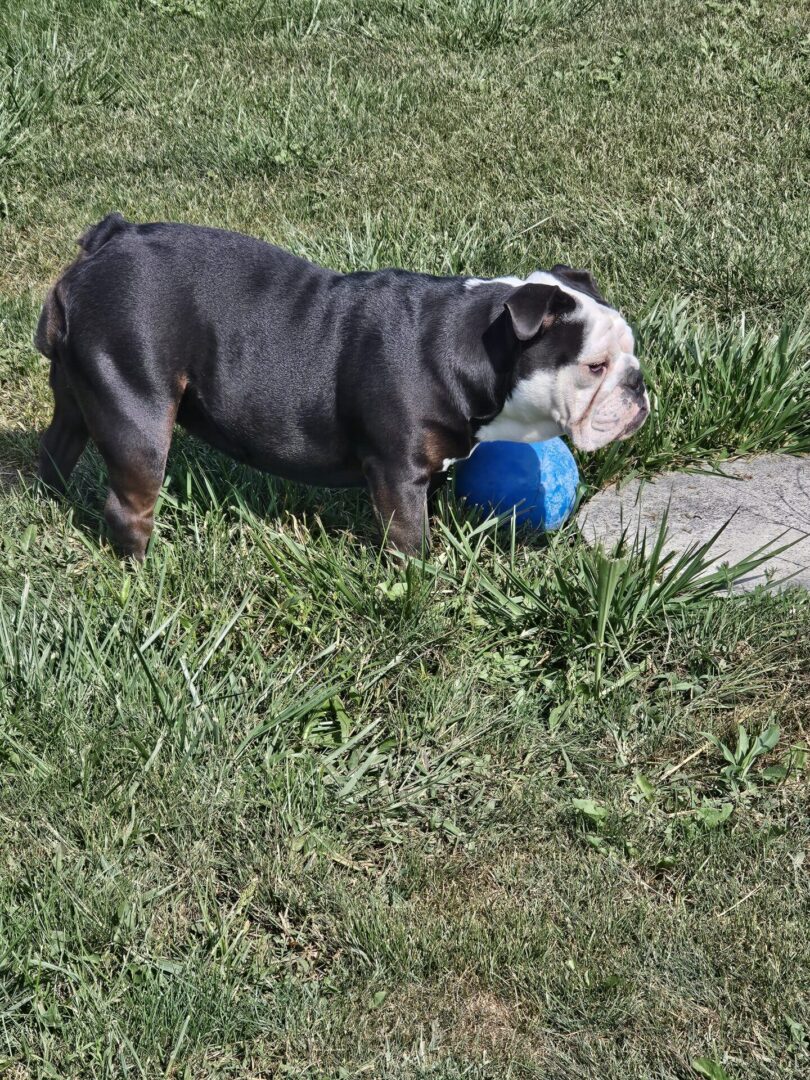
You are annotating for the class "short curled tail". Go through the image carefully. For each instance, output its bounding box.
[77,211,128,254]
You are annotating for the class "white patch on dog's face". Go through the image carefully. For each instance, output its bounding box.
[467,271,650,451]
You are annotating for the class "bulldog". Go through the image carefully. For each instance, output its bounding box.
[35,214,649,558]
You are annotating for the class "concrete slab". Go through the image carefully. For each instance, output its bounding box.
[577,455,810,593]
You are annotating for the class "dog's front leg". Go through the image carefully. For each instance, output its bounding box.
[363,460,430,556]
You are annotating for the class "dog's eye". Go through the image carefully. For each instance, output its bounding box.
[587,361,607,376]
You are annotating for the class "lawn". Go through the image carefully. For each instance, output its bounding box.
[1,1,809,1077]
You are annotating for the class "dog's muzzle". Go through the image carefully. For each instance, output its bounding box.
[617,368,650,439]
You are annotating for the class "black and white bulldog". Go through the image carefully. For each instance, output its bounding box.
[35,214,649,558]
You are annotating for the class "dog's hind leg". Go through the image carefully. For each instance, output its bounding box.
[38,362,89,494]
[95,398,181,561]
[39,358,175,562]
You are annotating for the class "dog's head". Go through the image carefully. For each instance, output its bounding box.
[474,265,649,451]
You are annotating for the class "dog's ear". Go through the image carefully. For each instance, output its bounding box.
[551,264,606,304]
[504,283,576,342]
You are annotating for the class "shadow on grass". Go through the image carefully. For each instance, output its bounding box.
[0,427,38,490]
[0,425,558,561]
[0,425,382,550]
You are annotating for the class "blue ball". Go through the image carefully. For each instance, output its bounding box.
[453,438,579,531]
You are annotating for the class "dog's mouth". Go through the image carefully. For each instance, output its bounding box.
[567,391,649,452]
[618,399,650,440]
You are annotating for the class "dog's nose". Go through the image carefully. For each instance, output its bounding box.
[623,367,645,395]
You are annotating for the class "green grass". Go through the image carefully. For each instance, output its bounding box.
[1,1,809,1077]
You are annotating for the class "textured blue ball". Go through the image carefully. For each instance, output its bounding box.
[454,438,579,531]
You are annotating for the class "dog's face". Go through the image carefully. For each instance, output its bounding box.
[472,266,649,451]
